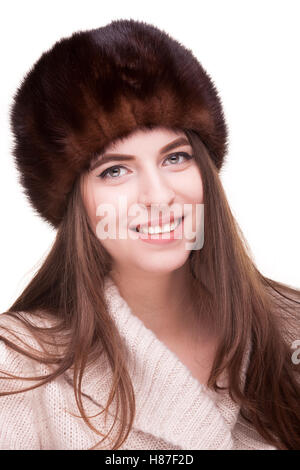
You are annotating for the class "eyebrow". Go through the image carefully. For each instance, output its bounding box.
[89,137,191,171]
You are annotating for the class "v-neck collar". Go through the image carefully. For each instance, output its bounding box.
[63,275,256,449]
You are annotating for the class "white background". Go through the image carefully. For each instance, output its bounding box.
[1,0,299,313]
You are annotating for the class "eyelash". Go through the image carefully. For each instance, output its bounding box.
[97,152,193,180]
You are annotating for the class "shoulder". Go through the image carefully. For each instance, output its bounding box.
[0,310,64,377]
[0,311,73,449]
[0,312,51,449]
[0,309,65,342]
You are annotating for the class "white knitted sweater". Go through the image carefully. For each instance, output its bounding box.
[0,276,277,450]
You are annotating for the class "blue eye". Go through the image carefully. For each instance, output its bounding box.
[97,152,193,180]
[165,152,193,166]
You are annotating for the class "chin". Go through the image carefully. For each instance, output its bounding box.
[133,255,189,274]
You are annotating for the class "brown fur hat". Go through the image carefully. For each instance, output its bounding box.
[10,18,228,229]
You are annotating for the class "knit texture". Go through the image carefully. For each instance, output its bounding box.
[0,276,277,450]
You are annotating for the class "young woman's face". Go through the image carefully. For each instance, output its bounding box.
[81,127,204,275]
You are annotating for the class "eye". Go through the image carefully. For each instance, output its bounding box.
[97,152,193,180]
[164,152,193,166]
[97,165,128,180]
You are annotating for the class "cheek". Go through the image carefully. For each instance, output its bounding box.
[82,180,117,230]
[85,183,132,237]
[180,168,203,203]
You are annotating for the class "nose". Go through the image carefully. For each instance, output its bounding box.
[137,167,176,207]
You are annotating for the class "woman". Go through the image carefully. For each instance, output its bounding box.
[0,19,299,450]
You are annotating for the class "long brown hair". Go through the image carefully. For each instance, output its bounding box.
[1,128,299,449]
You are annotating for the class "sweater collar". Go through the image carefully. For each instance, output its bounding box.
[65,275,252,449]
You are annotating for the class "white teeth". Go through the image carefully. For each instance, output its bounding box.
[138,218,181,235]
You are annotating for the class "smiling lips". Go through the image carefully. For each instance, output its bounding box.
[130,214,183,232]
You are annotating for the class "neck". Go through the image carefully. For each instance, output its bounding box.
[109,262,200,339]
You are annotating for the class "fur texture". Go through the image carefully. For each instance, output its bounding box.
[10,19,228,228]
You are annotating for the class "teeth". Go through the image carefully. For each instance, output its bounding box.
[138,218,181,235]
